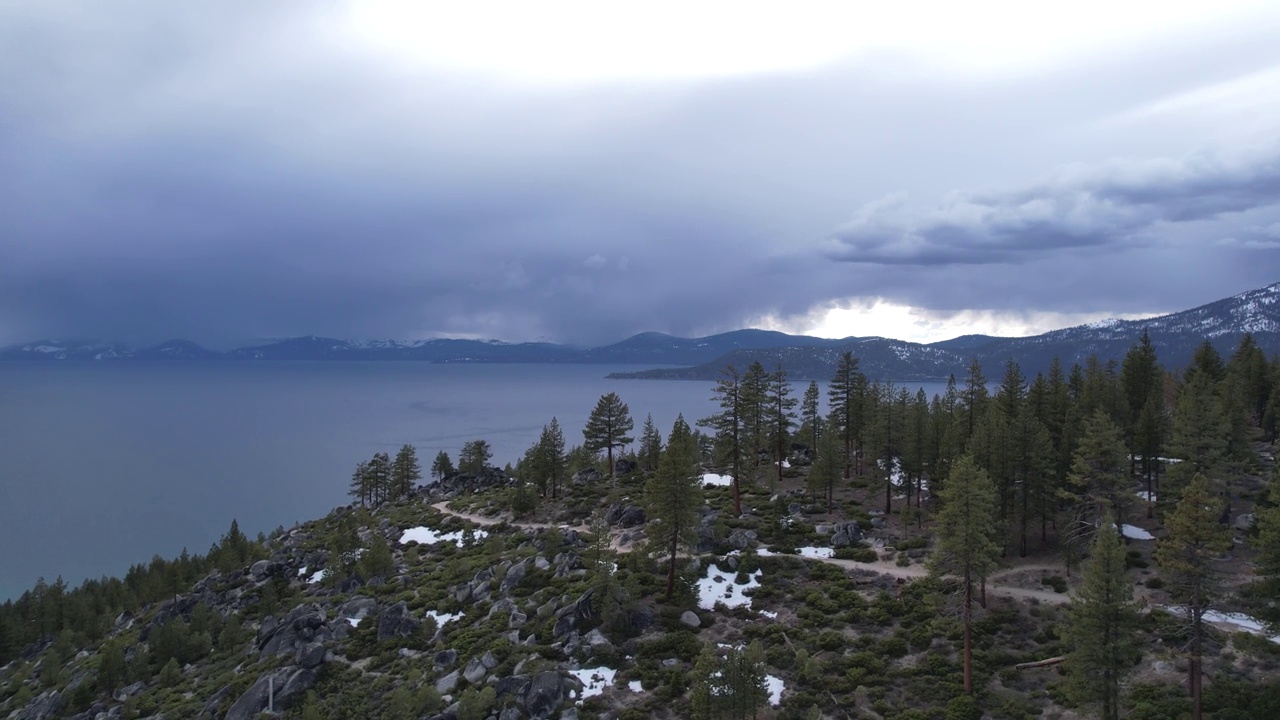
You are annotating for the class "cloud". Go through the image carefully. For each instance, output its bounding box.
[825,145,1280,265]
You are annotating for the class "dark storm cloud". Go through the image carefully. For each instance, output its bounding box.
[3,2,1280,345]
[825,147,1280,266]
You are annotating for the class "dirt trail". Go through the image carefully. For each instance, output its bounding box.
[429,502,1071,605]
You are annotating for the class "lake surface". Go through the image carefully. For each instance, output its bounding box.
[0,362,946,600]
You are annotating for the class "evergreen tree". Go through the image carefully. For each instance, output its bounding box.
[358,532,395,581]
[741,362,771,479]
[348,460,372,506]
[828,351,866,479]
[530,418,567,498]
[639,413,663,472]
[366,452,392,504]
[1062,411,1131,569]
[1168,372,1227,501]
[1156,472,1232,720]
[690,643,768,720]
[809,410,843,510]
[800,380,821,451]
[458,440,492,476]
[960,358,989,446]
[928,455,1000,694]
[391,444,423,500]
[767,364,797,491]
[645,415,703,598]
[1060,519,1140,720]
[699,366,748,515]
[97,638,126,694]
[583,392,634,482]
[430,450,455,480]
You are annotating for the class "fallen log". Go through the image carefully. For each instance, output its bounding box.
[1015,656,1066,670]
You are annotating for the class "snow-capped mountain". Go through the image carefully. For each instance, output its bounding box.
[5,282,1280,379]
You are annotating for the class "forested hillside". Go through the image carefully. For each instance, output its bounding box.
[4,334,1280,719]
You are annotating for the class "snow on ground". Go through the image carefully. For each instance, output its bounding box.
[628,680,643,692]
[1120,524,1155,540]
[425,610,462,627]
[779,459,791,468]
[765,674,785,705]
[702,473,733,487]
[400,525,489,547]
[307,569,327,584]
[697,563,762,610]
[1136,490,1158,503]
[569,666,617,702]
[1165,607,1280,644]
[760,610,778,619]
[757,548,775,557]
[797,546,834,559]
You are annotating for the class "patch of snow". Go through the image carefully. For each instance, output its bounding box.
[1164,607,1280,644]
[1136,491,1158,503]
[779,459,791,469]
[1120,524,1155,540]
[757,548,775,557]
[797,546,834,559]
[702,473,733,487]
[307,569,327,584]
[760,610,778,619]
[32,345,63,353]
[569,666,617,703]
[628,679,643,692]
[765,674,785,705]
[298,566,308,577]
[425,610,462,627]
[697,563,762,610]
[400,525,489,547]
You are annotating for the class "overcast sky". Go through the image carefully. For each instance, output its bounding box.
[3,1,1280,347]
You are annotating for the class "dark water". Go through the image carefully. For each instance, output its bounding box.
[0,362,946,600]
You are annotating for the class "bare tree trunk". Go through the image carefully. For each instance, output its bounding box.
[963,576,973,694]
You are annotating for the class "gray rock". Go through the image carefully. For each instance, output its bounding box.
[463,657,487,684]
[296,642,326,670]
[525,671,565,719]
[435,649,458,667]
[618,505,646,528]
[502,561,528,594]
[727,529,758,550]
[509,611,528,628]
[224,666,315,720]
[249,560,273,581]
[496,674,530,699]
[435,669,461,695]
[572,468,603,485]
[584,628,612,648]
[14,690,63,720]
[534,555,551,571]
[377,602,421,642]
[1235,513,1257,531]
[553,614,576,639]
[500,708,523,720]
[472,581,492,602]
[482,650,499,669]
[661,658,680,667]
[680,610,701,628]
[337,596,378,625]
[489,598,516,619]
[560,708,580,720]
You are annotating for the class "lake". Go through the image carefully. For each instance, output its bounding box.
[0,362,946,600]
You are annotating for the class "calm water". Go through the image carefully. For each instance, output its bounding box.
[0,362,946,600]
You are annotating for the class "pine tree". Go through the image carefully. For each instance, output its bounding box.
[639,413,663,472]
[348,461,371,506]
[928,455,1000,694]
[767,364,797,492]
[741,362,770,479]
[1155,472,1232,720]
[430,450,455,480]
[365,452,392,504]
[809,410,843,510]
[1062,411,1131,569]
[458,440,492,476]
[699,366,747,515]
[391,444,423,500]
[645,415,703,598]
[801,380,821,451]
[828,351,866,479]
[960,358,989,445]
[530,418,567,498]
[583,392,634,482]
[1168,372,1227,501]
[1060,518,1140,720]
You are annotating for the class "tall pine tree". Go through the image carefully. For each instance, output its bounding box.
[645,415,703,598]
[584,392,634,482]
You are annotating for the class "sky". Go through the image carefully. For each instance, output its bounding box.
[3,0,1280,348]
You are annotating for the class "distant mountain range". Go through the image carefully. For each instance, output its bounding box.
[5,282,1280,380]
